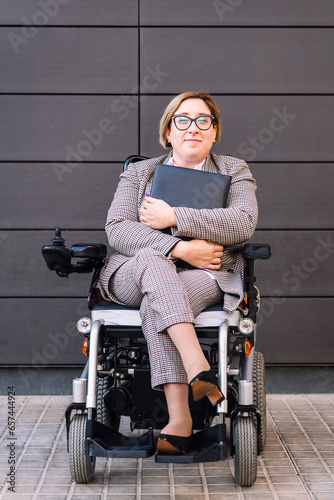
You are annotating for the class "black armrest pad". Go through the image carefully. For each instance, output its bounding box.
[71,244,107,259]
[243,243,271,260]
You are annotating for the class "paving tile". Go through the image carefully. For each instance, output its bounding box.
[303,475,334,484]
[207,484,239,494]
[142,475,170,485]
[141,485,171,494]
[298,466,329,474]
[106,485,137,494]
[31,497,69,500]
[208,495,240,500]
[71,496,101,500]
[263,494,310,500]
[272,483,308,492]
[106,496,136,500]
[242,495,289,500]
[140,497,170,500]
[313,494,334,500]
[1,496,34,500]
[265,466,298,475]
[309,483,334,492]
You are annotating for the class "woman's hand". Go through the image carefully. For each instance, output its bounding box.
[139,196,176,229]
[171,239,224,270]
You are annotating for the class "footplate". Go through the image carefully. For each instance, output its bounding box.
[86,420,156,458]
[155,424,226,464]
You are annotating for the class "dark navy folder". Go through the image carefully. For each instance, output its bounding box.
[150,163,231,210]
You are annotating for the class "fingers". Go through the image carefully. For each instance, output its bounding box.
[200,240,224,254]
[139,205,149,224]
[142,196,156,208]
[140,198,160,216]
[139,208,146,223]
[211,243,224,252]
[206,262,222,271]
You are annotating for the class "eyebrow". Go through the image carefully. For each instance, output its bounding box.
[176,112,210,116]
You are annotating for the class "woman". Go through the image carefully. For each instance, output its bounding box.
[98,91,258,454]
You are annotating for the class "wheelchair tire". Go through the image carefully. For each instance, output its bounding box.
[253,351,267,451]
[96,376,121,431]
[233,416,257,487]
[69,413,96,484]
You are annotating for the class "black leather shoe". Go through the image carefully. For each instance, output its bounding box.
[189,369,225,406]
[156,433,193,454]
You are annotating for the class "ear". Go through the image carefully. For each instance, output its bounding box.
[213,124,218,141]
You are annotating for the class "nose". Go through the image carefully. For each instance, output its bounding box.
[188,120,198,132]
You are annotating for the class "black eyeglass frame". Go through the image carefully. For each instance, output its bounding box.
[172,114,215,131]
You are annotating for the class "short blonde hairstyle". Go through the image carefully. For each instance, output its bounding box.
[159,91,221,148]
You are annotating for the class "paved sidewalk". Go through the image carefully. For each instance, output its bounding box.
[0,395,334,499]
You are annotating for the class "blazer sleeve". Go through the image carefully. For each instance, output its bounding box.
[105,162,181,257]
[172,158,258,245]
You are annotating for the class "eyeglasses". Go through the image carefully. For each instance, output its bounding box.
[172,114,215,131]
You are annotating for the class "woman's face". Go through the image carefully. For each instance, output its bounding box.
[167,98,217,168]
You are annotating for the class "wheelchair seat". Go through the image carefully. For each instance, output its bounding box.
[91,300,241,328]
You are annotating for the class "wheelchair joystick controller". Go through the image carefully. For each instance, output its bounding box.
[41,227,72,277]
[52,227,66,246]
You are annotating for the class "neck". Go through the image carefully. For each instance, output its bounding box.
[172,152,207,169]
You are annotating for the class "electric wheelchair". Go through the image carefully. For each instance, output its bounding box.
[42,155,271,488]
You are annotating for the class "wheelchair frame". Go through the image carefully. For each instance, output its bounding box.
[42,156,271,488]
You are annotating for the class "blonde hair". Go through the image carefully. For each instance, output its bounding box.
[159,91,221,148]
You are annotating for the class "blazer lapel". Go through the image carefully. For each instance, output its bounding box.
[204,153,223,173]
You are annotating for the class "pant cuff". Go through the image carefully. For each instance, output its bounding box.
[151,372,188,391]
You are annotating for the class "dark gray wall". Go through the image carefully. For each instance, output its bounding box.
[1,1,333,389]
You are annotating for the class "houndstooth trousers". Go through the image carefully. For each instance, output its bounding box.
[108,247,224,390]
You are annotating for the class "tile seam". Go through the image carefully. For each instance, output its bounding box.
[136,457,142,500]
[102,457,112,499]
[198,462,210,500]
[257,416,282,500]
[168,462,175,500]
[66,479,76,500]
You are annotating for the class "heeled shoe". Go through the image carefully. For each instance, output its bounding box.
[189,369,225,406]
[156,433,193,454]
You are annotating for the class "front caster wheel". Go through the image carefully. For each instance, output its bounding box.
[233,416,257,487]
[69,413,96,483]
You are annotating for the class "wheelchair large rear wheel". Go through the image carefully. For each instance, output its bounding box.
[253,351,267,451]
[69,413,96,483]
[233,416,257,487]
[96,376,121,431]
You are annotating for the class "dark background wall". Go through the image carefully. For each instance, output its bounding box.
[1,0,333,394]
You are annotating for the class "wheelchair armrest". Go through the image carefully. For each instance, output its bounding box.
[71,243,107,260]
[42,228,107,278]
[243,243,271,260]
[243,243,271,321]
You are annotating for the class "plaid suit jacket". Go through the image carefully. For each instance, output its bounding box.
[98,152,258,312]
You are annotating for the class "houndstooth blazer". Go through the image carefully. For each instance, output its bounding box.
[98,152,258,312]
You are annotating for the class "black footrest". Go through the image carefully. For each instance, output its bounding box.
[155,424,226,464]
[86,420,156,458]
